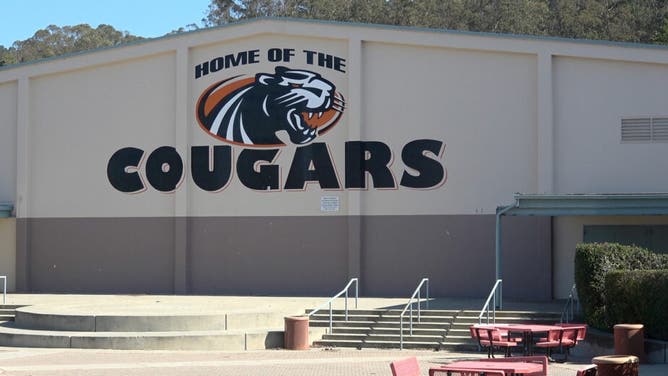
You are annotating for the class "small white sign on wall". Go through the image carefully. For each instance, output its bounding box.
[320,196,340,212]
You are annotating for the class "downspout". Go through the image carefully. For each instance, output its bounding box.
[495,202,517,307]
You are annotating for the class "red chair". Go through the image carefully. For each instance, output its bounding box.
[576,364,597,376]
[390,356,420,376]
[534,328,562,359]
[558,327,580,361]
[470,325,520,343]
[473,326,519,358]
[535,327,579,362]
[556,323,587,343]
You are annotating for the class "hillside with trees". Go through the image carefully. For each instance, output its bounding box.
[203,0,668,44]
[0,24,143,66]
[3,0,668,67]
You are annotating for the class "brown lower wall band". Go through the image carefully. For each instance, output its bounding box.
[15,215,551,299]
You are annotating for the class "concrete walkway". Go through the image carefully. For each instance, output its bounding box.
[0,347,666,376]
[0,294,664,375]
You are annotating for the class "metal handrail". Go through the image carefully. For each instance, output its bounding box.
[0,276,5,305]
[560,284,579,323]
[307,278,359,334]
[478,279,502,324]
[399,278,430,350]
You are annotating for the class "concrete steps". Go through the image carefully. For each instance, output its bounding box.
[0,321,285,350]
[0,304,325,350]
[0,305,25,322]
[310,308,561,350]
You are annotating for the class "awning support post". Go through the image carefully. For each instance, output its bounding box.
[495,205,515,308]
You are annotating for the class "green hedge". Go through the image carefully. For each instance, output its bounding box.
[574,242,668,332]
[605,270,668,340]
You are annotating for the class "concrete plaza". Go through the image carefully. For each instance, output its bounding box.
[1,346,667,376]
[0,294,665,375]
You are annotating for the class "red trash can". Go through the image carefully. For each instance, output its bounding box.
[592,355,639,376]
[284,316,309,350]
[614,324,644,362]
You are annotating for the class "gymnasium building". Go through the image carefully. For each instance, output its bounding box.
[1,19,667,301]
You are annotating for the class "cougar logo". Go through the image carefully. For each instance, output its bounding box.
[196,66,345,147]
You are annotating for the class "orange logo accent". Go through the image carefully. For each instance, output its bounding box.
[196,67,345,147]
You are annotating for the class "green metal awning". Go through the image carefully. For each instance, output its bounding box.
[494,193,668,281]
[0,203,13,218]
[499,193,668,217]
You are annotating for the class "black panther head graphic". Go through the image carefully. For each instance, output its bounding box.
[196,66,345,146]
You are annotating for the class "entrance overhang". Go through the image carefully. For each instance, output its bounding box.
[0,203,13,218]
[495,193,668,281]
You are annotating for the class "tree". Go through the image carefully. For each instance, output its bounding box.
[0,45,18,66]
[1,24,143,65]
[203,0,548,32]
[168,23,201,35]
[202,0,668,45]
[548,0,668,43]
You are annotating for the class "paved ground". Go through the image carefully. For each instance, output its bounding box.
[0,294,665,375]
[1,346,653,376]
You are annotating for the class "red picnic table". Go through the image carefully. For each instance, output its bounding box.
[473,323,585,358]
[500,324,562,355]
[503,324,584,358]
[429,357,547,376]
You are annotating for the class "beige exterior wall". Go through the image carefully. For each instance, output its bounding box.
[2,21,667,220]
[28,53,177,218]
[553,57,668,194]
[0,219,16,292]
[361,43,537,214]
[0,81,17,203]
[0,27,547,219]
[553,216,668,298]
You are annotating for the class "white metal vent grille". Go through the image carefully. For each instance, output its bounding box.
[654,117,668,141]
[621,117,668,143]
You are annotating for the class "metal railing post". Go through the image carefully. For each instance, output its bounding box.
[399,278,429,350]
[499,281,503,310]
[417,290,421,322]
[493,293,496,324]
[308,278,360,334]
[355,279,359,308]
[409,304,413,335]
[560,284,578,324]
[400,316,404,350]
[345,289,349,321]
[1,276,5,305]
[478,279,502,325]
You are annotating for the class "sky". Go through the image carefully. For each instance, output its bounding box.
[1,0,213,47]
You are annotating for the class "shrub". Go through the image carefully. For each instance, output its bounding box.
[605,270,668,340]
[574,243,668,330]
